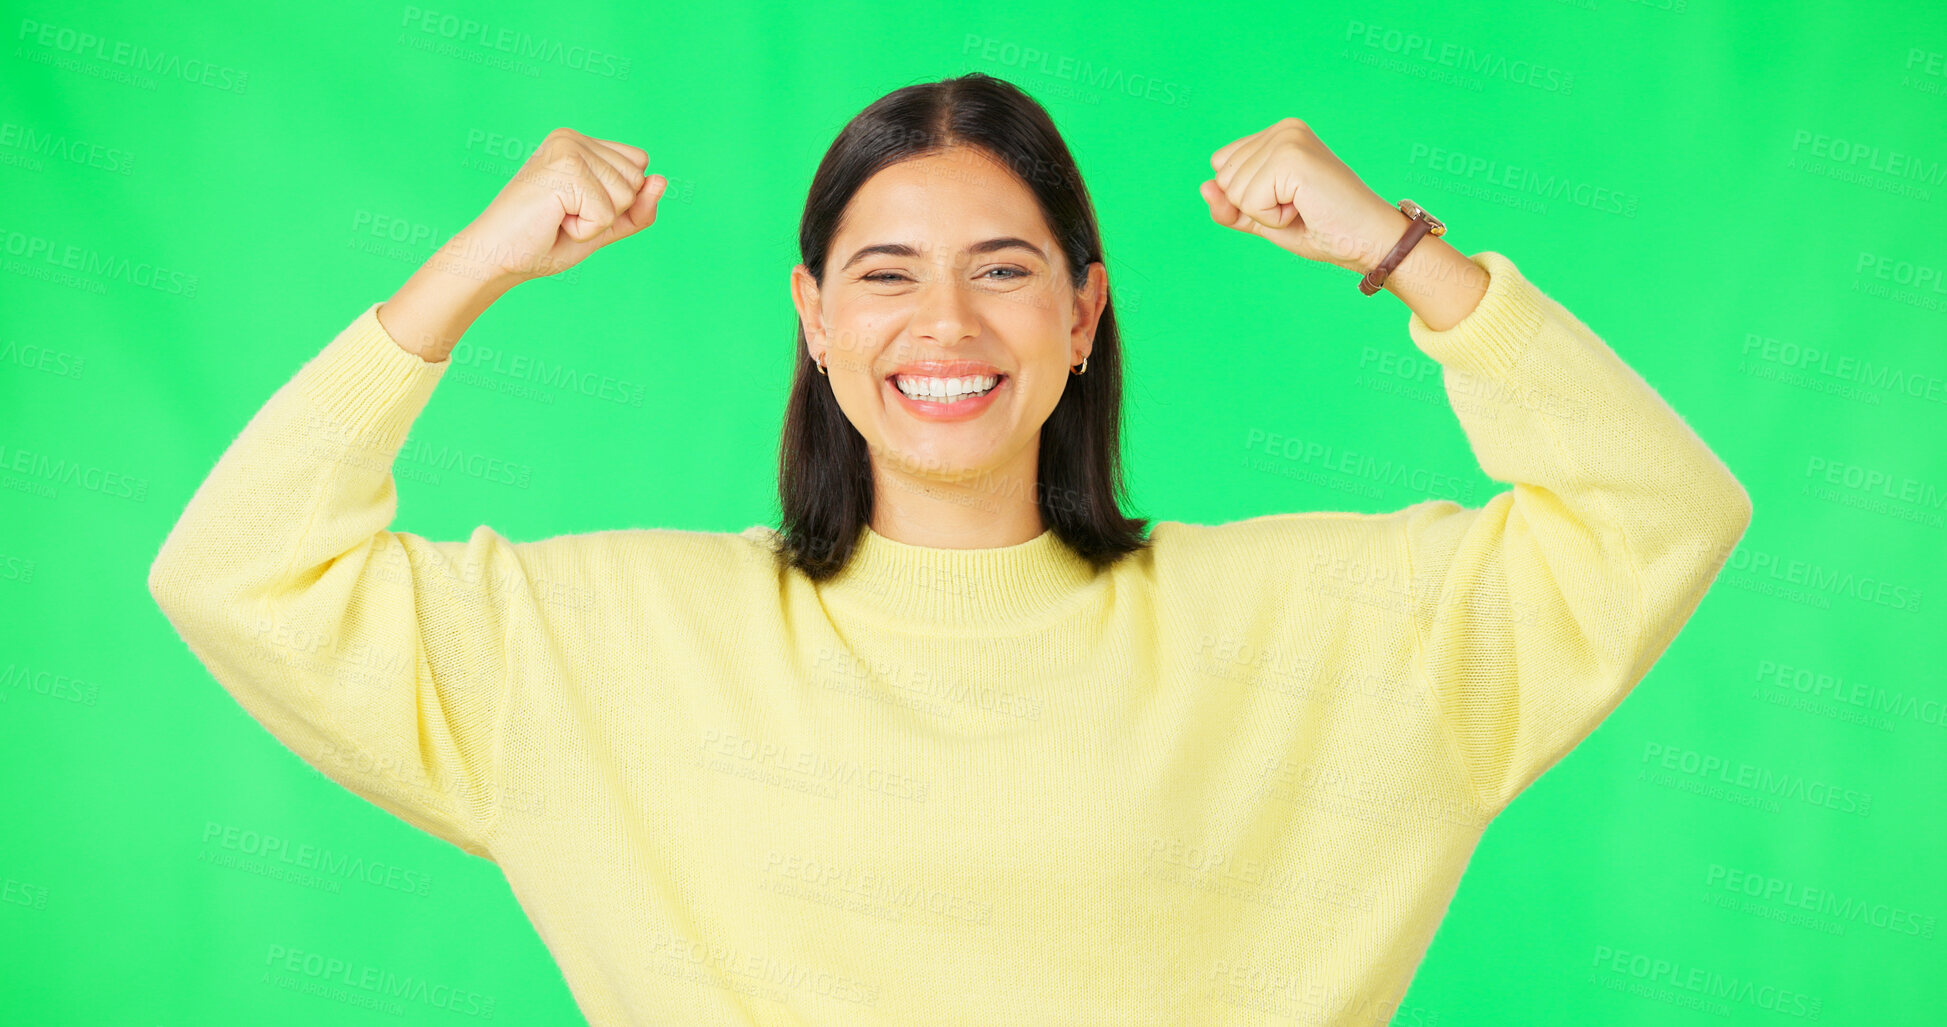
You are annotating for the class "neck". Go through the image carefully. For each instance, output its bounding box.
[869,446,1044,550]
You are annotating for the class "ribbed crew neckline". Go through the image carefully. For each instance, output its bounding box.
[816,524,1102,629]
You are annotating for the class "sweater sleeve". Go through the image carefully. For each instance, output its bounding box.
[147,302,528,860]
[1395,251,1753,815]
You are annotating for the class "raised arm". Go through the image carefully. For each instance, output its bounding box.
[147,127,669,857]
[1392,250,1752,813]
[1200,117,1751,814]
[148,304,523,857]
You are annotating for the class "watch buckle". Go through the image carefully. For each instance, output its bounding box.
[1398,199,1446,236]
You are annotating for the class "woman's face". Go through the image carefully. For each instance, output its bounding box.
[791,145,1107,492]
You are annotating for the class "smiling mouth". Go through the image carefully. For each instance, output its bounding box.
[887,374,1007,402]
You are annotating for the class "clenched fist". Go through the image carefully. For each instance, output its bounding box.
[381,127,668,360]
[1199,117,1403,275]
[455,126,667,282]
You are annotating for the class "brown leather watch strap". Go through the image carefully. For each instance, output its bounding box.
[1359,199,1445,297]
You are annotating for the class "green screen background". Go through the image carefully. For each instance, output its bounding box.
[4,1,1943,1023]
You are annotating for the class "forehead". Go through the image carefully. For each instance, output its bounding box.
[839,147,1048,241]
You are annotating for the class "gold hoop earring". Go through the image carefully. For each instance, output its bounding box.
[1070,356,1088,375]
[816,354,828,376]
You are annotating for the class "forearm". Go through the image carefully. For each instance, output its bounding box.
[379,233,521,363]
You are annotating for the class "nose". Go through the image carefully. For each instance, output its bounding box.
[908,257,978,348]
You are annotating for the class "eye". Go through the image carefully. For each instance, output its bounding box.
[861,266,1031,285]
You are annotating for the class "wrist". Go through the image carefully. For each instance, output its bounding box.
[430,228,529,293]
[1340,206,1413,277]
[382,257,515,363]
[1342,199,1485,329]
[1384,235,1488,331]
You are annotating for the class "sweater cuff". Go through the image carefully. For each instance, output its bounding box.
[294,302,450,449]
[1405,250,1547,381]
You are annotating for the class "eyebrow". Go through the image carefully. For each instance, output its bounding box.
[839,236,1047,272]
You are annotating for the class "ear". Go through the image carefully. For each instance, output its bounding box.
[790,263,826,359]
[1070,261,1107,365]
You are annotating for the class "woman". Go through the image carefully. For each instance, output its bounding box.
[150,73,1752,1025]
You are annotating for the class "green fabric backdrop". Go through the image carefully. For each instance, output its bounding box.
[3,0,1941,1022]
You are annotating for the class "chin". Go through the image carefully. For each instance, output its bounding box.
[878,437,1005,481]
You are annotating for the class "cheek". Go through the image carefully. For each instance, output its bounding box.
[1008,368,1070,418]
[824,321,892,375]
[838,375,886,412]
[989,291,1062,330]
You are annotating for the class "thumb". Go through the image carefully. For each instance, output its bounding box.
[1199,179,1247,232]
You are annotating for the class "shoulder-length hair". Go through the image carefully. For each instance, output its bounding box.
[768,71,1151,581]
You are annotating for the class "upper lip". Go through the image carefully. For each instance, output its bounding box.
[884,361,1007,380]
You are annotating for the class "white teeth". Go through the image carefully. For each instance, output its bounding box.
[892,374,999,401]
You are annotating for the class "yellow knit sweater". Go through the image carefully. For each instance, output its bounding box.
[148,250,1751,1026]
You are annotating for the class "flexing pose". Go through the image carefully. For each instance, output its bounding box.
[150,73,1751,1025]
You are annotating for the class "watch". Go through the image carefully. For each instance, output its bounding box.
[1358,199,1446,296]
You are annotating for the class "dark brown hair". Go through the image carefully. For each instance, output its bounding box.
[768,72,1150,580]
